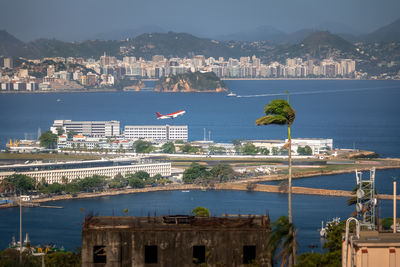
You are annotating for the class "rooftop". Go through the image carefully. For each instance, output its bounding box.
[83,215,270,231]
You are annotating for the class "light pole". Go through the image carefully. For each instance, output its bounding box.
[19,193,23,263]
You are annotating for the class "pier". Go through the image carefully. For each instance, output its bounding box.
[23,181,399,207]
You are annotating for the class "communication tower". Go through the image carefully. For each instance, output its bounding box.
[355,167,377,229]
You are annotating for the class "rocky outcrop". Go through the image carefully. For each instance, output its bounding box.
[154,72,227,93]
[121,80,145,91]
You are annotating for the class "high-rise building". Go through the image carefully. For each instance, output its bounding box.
[3,58,13,69]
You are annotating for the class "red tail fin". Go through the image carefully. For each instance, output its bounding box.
[156,112,163,117]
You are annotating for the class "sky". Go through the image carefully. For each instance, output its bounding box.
[0,0,399,42]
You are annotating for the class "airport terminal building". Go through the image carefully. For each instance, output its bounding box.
[0,159,171,184]
[51,120,120,137]
[123,125,188,141]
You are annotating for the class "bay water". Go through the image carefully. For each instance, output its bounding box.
[0,80,399,253]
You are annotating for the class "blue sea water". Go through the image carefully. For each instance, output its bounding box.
[0,80,400,253]
[0,80,399,156]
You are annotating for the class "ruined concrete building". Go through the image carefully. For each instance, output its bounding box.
[82,215,271,266]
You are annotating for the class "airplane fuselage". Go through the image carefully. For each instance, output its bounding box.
[156,110,186,119]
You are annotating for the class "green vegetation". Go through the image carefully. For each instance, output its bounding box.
[182,162,236,184]
[108,173,127,189]
[208,145,226,155]
[183,163,209,184]
[180,144,199,154]
[268,216,297,267]
[0,248,81,267]
[296,221,345,267]
[56,127,65,136]
[125,171,164,188]
[210,163,235,182]
[161,142,176,154]
[67,130,78,139]
[0,171,166,195]
[39,131,58,149]
[241,142,258,155]
[381,217,394,230]
[0,174,35,193]
[132,140,155,153]
[36,175,107,194]
[155,71,226,92]
[256,98,296,264]
[297,146,312,155]
[191,206,210,217]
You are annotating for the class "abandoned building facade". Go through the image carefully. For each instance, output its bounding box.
[82,215,271,267]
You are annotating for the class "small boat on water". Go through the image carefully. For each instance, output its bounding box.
[56,98,61,102]
[227,92,237,97]
[319,217,340,238]
[181,190,190,193]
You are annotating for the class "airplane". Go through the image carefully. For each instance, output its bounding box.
[156,110,186,119]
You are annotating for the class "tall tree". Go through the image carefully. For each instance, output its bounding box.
[268,216,297,267]
[39,131,58,149]
[255,97,296,265]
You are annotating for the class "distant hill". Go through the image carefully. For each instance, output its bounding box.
[268,31,356,62]
[362,18,400,42]
[0,30,29,57]
[28,38,121,59]
[91,25,166,40]
[125,32,248,59]
[301,31,355,52]
[315,21,363,35]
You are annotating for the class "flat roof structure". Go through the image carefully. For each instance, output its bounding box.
[82,215,271,266]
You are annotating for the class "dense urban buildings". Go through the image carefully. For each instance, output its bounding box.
[0,54,358,92]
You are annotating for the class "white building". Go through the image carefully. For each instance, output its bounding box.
[286,138,333,155]
[124,125,188,141]
[0,162,171,184]
[51,120,120,137]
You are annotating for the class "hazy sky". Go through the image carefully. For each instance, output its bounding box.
[1,0,399,41]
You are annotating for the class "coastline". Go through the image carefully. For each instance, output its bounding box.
[2,163,398,209]
[1,78,399,94]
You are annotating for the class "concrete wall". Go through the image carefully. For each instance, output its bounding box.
[82,217,271,267]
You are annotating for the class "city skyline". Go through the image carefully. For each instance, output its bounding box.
[0,0,399,42]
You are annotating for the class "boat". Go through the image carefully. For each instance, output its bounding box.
[319,217,340,238]
[319,221,326,238]
[390,223,400,232]
[181,190,190,193]
[227,92,237,97]
[56,98,61,102]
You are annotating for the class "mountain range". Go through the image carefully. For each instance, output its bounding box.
[0,18,398,61]
[214,18,400,44]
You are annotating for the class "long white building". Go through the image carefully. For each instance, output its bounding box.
[0,162,171,184]
[51,120,120,137]
[123,125,188,141]
[286,138,333,154]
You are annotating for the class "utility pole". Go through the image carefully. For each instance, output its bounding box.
[394,178,397,234]
[19,193,22,263]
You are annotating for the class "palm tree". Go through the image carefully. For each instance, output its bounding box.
[268,216,297,267]
[255,98,296,265]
